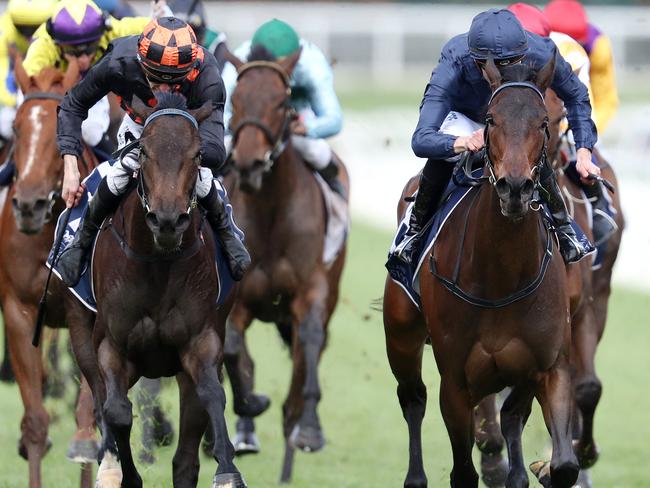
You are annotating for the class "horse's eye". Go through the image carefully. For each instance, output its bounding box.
[485,114,495,126]
[541,117,549,130]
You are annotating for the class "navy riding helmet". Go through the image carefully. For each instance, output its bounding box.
[468,9,528,64]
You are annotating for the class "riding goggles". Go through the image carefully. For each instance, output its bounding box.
[140,62,191,84]
[15,24,38,39]
[59,42,100,57]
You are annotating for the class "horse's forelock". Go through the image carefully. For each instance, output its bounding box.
[498,63,537,84]
[154,92,188,111]
[247,45,277,62]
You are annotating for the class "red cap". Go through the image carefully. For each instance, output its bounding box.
[544,0,589,42]
[507,3,551,37]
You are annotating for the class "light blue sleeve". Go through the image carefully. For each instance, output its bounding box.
[297,42,342,139]
[221,41,252,135]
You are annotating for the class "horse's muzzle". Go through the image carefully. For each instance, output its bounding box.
[495,176,535,221]
[145,210,191,250]
[11,196,51,234]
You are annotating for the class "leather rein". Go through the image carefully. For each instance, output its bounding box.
[430,81,555,309]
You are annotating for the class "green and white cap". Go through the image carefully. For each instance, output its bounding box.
[251,19,300,58]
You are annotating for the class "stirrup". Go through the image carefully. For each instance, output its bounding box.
[592,209,618,247]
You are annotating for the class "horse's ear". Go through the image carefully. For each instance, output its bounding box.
[224,47,244,71]
[279,47,302,76]
[130,96,154,122]
[189,100,213,124]
[483,56,502,91]
[12,54,31,94]
[62,57,80,91]
[535,51,556,92]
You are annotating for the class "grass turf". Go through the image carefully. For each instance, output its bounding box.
[0,220,648,487]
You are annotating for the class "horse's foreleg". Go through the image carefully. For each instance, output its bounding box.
[439,378,479,488]
[287,274,329,456]
[4,295,49,488]
[183,328,246,488]
[533,353,579,488]
[224,306,269,419]
[172,372,209,488]
[500,385,535,488]
[97,338,141,488]
[475,394,508,488]
[570,303,602,468]
[384,316,427,488]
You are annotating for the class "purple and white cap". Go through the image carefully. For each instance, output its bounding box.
[50,0,106,45]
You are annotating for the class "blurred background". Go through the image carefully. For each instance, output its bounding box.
[0,1,648,487]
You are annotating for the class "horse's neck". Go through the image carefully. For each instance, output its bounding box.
[469,186,547,282]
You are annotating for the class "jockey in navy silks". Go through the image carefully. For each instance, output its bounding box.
[395,9,600,266]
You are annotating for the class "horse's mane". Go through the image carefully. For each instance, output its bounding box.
[498,63,537,84]
[29,67,65,92]
[154,92,188,110]
[247,44,277,62]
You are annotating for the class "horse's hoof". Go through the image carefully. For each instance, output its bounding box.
[18,437,52,460]
[232,430,261,456]
[529,461,552,488]
[289,424,325,453]
[480,452,508,487]
[404,475,428,488]
[551,459,579,488]
[212,472,247,488]
[234,394,271,418]
[66,439,99,464]
[573,439,600,469]
[95,451,122,488]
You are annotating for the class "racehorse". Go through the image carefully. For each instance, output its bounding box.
[73,92,245,488]
[0,58,99,488]
[223,47,348,483]
[384,57,579,488]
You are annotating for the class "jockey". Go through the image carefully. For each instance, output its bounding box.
[56,17,250,286]
[221,19,345,197]
[509,2,617,246]
[168,0,228,70]
[397,9,599,266]
[545,0,618,134]
[0,0,56,143]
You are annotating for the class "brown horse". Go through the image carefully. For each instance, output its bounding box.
[385,57,580,488]
[75,92,245,488]
[223,48,348,483]
[0,58,99,488]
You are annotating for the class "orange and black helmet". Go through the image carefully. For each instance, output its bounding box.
[137,16,199,83]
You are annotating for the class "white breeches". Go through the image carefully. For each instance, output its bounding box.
[0,106,16,140]
[108,115,213,198]
[440,111,484,162]
[81,96,110,147]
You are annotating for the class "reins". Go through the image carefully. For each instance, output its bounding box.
[430,81,555,309]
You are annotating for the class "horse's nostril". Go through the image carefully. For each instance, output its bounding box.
[145,212,160,228]
[521,179,535,198]
[34,199,47,212]
[495,178,510,197]
[176,213,190,230]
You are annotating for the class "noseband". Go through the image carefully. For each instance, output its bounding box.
[229,61,294,169]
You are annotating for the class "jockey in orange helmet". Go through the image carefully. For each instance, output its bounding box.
[56,17,250,286]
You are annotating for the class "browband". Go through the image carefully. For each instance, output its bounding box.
[237,60,291,88]
[144,108,198,129]
[488,81,544,106]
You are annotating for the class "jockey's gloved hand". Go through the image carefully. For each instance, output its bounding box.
[63,154,84,208]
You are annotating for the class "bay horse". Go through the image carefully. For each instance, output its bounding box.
[0,58,99,488]
[384,57,580,488]
[75,92,245,488]
[223,47,349,483]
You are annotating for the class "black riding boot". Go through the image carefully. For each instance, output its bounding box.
[582,181,617,246]
[199,185,251,281]
[395,159,454,265]
[57,179,121,287]
[317,159,346,199]
[540,160,594,264]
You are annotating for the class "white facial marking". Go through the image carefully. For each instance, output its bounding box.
[23,105,44,177]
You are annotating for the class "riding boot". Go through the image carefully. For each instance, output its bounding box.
[57,178,121,287]
[540,160,595,264]
[394,158,453,265]
[582,181,618,246]
[199,185,251,281]
[317,159,346,199]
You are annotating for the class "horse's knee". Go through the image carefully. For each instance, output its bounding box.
[104,396,132,430]
[196,376,226,408]
[397,381,427,414]
[575,377,602,413]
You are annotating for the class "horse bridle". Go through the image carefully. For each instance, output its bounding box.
[479,82,551,190]
[116,108,201,215]
[229,61,294,170]
[15,92,91,222]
